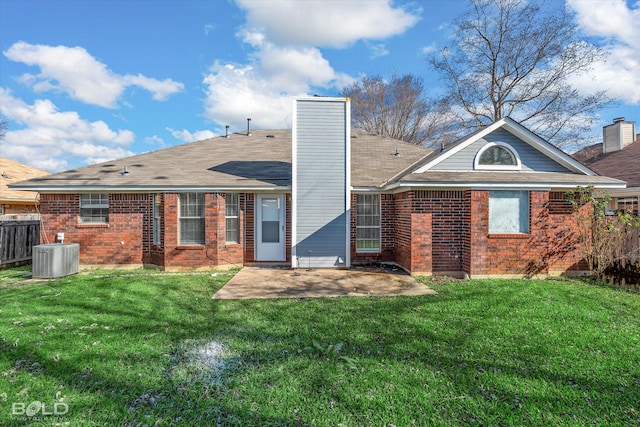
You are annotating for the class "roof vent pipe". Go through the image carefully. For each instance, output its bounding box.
[247,118,252,136]
[225,125,229,138]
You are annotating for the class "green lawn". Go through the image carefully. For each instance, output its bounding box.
[0,268,639,426]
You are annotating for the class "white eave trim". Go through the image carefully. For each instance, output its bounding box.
[8,185,292,193]
[414,117,597,176]
[384,181,627,191]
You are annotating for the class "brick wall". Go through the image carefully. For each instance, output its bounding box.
[1,203,39,214]
[393,191,413,271]
[39,193,150,266]
[467,190,586,276]
[163,192,245,269]
[413,190,466,273]
[40,189,587,275]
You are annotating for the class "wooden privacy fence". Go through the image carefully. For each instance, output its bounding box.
[607,223,640,288]
[0,220,40,268]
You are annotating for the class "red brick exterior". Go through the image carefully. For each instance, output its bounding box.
[39,189,587,276]
[39,193,150,266]
[465,190,585,276]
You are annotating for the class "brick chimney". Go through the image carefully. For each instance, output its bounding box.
[603,117,636,153]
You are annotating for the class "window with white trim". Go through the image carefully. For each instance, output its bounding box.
[152,194,161,245]
[489,191,529,233]
[179,193,205,245]
[225,193,239,243]
[356,194,381,252]
[475,142,521,170]
[80,194,109,224]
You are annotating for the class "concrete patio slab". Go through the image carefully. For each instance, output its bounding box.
[212,266,437,300]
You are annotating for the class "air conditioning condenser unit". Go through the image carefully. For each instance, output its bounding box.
[32,243,80,279]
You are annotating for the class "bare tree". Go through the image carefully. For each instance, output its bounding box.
[429,0,611,148]
[340,74,457,147]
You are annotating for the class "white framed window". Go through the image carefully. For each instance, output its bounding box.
[225,193,239,243]
[152,194,161,245]
[474,142,521,170]
[356,194,381,252]
[179,193,204,245]
[80,193,109,224]
[489,191,529,233]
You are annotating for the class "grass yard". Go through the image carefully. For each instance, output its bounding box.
[0,267,639,426]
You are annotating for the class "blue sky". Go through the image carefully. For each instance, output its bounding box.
[1,0,638,172]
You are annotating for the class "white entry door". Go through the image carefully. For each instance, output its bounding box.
[256,194,285,261]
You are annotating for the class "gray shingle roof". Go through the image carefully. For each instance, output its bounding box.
[10,129,431,191]
[9,128,624,192]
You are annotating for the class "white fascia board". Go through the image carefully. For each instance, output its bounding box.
[384,181,626,191]
[13,185,292,193]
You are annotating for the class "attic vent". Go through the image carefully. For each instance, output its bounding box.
[266,134,275,138]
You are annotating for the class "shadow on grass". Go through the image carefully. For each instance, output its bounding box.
[1,273,639,425]
[0,272,297,425]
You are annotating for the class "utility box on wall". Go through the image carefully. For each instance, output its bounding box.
[32,243,79,279]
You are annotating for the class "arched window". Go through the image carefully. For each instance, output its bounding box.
[474,142,521,170]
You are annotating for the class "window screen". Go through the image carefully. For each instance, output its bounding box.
[179,193,204,245]
[356,194,381,252]
[80,194,109,224]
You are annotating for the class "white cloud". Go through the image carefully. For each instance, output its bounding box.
[567,0,640,104]
[202,1,415,129]
[235,0,420,48]
[0,87,135,172]
[364,41,390,59]
[4,41,184,108]
[144,135,166,147]
[421,43,437,55]
[202,62,296,130]
[167,128,217,143]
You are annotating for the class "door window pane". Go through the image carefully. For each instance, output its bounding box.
[261,198,280,243]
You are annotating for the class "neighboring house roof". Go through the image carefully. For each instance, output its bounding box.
[571,139,640,189]
[0,157,49,203]
[10,119,625,193]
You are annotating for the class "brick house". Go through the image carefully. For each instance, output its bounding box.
[11,97,625,277]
